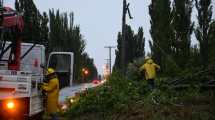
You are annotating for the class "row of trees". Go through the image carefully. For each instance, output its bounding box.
[114,0,215,77]
[150,0,215,76]
[149,0,195,75]
[14,0,98,82]
[114,26,145,71]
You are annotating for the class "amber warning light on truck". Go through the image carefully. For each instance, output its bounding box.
[6,101,15,109]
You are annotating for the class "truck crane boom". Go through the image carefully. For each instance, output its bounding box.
[0,6,24,71]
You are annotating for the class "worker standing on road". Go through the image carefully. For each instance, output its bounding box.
[41,68,60,120]
[140,57,160,90]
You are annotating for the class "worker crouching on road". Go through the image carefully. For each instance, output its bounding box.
[140,57,160,90]
[41,68,60,120]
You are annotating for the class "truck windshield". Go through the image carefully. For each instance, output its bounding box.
[48,54,71,73]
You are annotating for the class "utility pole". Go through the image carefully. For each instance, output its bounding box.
[104,58,110,65]
[104,46,115,74]
[104,58,110,74]
[121,0,132,75]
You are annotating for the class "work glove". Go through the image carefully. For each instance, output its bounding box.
[38,83,48,90]
[38,83,44,90]
[38,83,48,96]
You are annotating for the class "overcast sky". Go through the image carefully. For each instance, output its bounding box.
[4,0,215,74]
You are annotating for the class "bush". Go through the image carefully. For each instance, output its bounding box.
[63,71,215,120]
[64,71,147,119]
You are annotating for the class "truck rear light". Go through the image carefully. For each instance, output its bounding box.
[0,98,30,118]
[6,101,15,109]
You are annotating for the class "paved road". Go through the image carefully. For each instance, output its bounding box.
[59,83,94,103]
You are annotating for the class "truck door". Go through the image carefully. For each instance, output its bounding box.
[47,52,74,89]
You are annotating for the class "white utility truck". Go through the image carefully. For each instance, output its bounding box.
[0,42,74,119]
[0,6,75,119]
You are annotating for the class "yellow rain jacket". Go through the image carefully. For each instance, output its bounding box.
[42,77,59,114]
[140,59,160,80]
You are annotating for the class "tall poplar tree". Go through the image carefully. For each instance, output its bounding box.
[41,12,49,47]
[172,0,194,69]
[133,27,145,58]
[114,25,145,72]
[149,0,173,73]
[195,0,213,67]
[208,21,215,66]
[15,0,43,43]
[48,10,96,83]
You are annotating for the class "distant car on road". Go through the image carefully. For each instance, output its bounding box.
[92,79,101,85]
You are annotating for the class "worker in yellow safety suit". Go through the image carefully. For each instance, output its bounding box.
[140,57,160,90]
[41,68,60,120]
